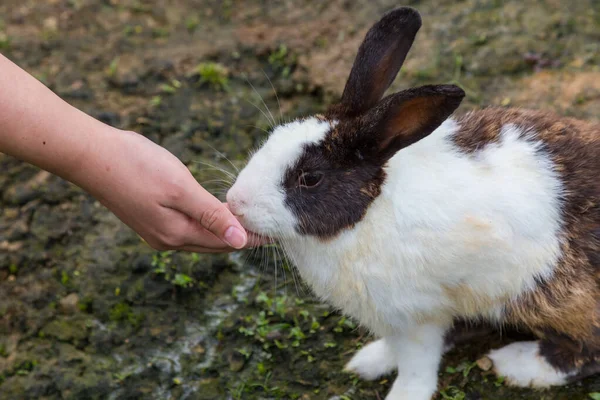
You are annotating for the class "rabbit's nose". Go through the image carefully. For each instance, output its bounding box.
[226,191,246,217]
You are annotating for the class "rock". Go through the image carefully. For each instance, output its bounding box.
[58,293,80,315]
[41,317,89,343]
[476,356,493,371]
[30,204,72,242]
[227,351,246,372]
[193,378,224,399]
[0,241,23,252]
[192,344,205,355]
[6,218,29,241]
[2,171,51,206]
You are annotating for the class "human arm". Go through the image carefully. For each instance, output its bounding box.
[0,53,261,253]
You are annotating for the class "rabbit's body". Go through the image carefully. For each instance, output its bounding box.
[285,111,570,337]
[227,7,600,399]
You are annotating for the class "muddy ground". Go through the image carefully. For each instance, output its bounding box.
[0,1,599,399]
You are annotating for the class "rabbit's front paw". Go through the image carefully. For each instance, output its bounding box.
[385,379,437,400]
[344,338,397,380]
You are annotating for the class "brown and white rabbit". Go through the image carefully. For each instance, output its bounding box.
[226,6,600,400]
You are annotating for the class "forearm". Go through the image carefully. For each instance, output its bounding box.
[0,53,114,187]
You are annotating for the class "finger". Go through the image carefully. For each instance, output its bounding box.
[223,204,274,247]
[179,215,267,252]
[176,182,248,249]
[180,215,234,249]
[177,245,235,254]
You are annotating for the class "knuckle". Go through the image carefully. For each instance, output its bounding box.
[164,169,191,204]
[199,207,226,232]
[165,180,186,204]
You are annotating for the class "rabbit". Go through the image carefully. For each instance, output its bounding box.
[226,6,600,400]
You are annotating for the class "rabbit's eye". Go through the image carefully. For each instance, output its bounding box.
[298,171,324,188]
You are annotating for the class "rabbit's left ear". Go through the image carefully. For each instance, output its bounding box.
[333,7,422,118]
[362,84,465,162]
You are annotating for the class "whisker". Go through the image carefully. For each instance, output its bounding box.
[189,160,236,180]
[261,68,282,125]
[199,178,235,186]
[195,139,240,174]
[244,124,271,135]
[243,75,276,127]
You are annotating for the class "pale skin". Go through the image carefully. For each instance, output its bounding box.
[0,53,266,253]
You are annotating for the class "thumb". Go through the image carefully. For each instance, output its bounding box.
[178,183,248,249]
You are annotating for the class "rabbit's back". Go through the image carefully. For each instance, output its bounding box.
[449,108,600,344]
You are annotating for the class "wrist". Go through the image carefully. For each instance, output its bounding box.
[64,123,127,198]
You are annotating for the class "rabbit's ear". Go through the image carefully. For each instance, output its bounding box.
[336,7,422,118]
[364,84,465,162]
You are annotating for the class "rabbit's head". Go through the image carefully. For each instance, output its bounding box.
[227,7,464,240]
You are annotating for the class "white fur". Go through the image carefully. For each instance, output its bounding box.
[488,341,572,387]
[228,116,564,399]
[346,326,445,400]
[344,338,397,380]
[227,117,333,235]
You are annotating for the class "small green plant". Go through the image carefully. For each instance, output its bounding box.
[185,15,200,32]
[152,27,169,38]
[160,79,181,94]
[196,62,229,90]
[268,44,296,78]
[172,273,194,288]
[494,375,505,387]
[0,344,7,357]
[8,264,17,275]
[439,386,466,400]
[151,251,196,288]
[14,360,37,376]
[589,393,600,400]
[113,371,129,383]
[106,57,119,78]
[149,95,162,107]
[333,316,356,333]
[78,296,93,313]
[60,271,70,286]
[109,302,145,328]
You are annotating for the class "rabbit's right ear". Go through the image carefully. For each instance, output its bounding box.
[333,7,422,118]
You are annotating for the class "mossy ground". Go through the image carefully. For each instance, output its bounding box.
[0,1,599,399]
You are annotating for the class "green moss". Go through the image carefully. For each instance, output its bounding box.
[77,296,93,313]
[196,62,229,90]
[109,302,144,328]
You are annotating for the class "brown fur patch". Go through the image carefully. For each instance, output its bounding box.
[282,135,387,238]
[442,283,509,318]
[453,108,600,363]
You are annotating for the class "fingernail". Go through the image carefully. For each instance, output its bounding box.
[224,226,247,249]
